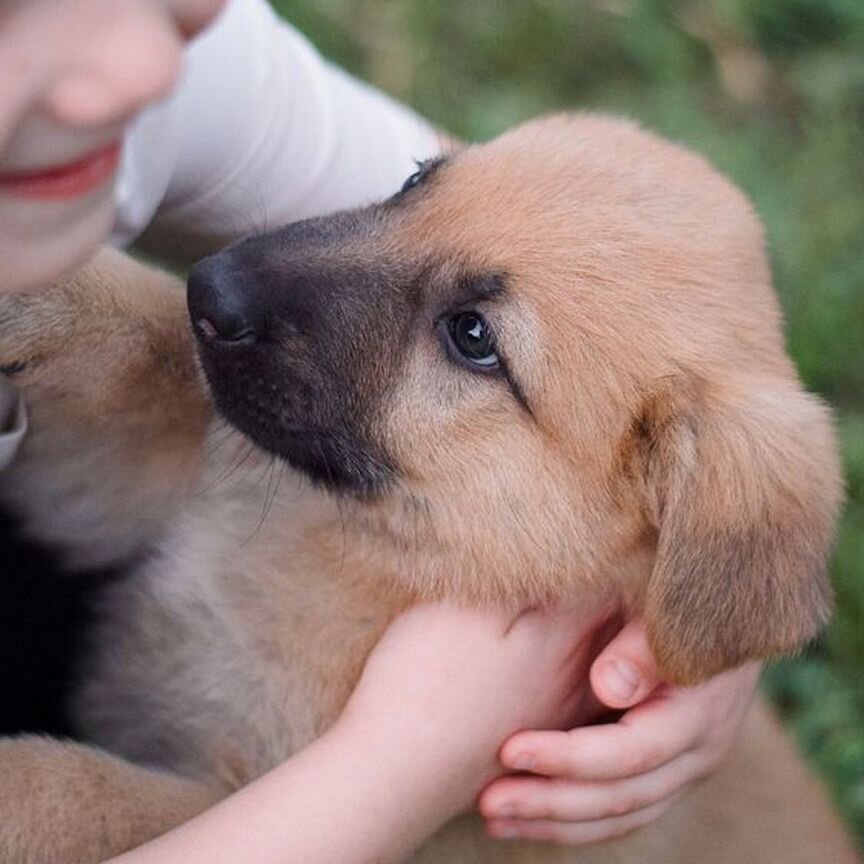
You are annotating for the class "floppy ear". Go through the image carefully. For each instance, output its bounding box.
[639,379,842,685]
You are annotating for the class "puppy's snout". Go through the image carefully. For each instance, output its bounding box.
[188,256,259,346]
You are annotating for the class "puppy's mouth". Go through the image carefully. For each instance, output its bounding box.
[194,343,393,497]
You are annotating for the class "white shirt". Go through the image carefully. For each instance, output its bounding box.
[0,0,440,470]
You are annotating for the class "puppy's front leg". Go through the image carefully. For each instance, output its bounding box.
[0,737,225,864]
[0,247,212,569]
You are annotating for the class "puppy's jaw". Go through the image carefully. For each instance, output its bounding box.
[194,337,397,498]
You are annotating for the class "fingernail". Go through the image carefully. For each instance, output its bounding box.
[605,659,640,702]
[509,753,535,771]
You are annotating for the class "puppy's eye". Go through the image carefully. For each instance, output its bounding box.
[401,167,425,193]
[445,312,500,371]
[398,157,446,197]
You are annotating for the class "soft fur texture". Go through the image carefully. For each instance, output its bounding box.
[0,114,857,863]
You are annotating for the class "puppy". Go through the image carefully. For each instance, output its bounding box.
[0,113,857,863]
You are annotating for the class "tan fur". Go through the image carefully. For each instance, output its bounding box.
[0,737,224,864]
[0,114,856,862]
[0,255,210,569]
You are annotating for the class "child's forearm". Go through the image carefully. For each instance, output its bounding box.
[108,716,462,864]
[107,601,606,863]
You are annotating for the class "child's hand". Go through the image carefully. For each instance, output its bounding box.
[479,619,761,845]
[339,600,614,817]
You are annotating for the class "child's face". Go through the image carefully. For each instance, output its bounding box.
[0,0,226,292]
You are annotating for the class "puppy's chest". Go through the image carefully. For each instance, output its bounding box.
[146,483,402,780]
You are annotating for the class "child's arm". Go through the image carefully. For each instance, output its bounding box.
[123,0,447,263]
[109,600,611,864]
[480,619,761,845]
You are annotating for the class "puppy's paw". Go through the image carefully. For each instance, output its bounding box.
[0,247,193,412]
[0,736,223,864]
[0,286,81,385]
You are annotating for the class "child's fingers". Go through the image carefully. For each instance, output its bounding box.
[480,753,701,823]
[589,618,661,708]
[485,795,680,846]
[499,694,698,780]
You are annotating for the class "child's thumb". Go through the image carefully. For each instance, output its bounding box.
[589,619,663,709]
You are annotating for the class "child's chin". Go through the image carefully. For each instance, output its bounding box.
[0,199,113,292]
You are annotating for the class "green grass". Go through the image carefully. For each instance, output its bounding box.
[272,0,864,841]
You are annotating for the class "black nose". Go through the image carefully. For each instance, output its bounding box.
[187,256,258,345]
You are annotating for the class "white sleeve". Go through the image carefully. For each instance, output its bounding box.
[114,0,442,257]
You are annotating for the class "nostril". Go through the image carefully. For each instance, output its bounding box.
[195,318,220,342]
[194,316,256,345]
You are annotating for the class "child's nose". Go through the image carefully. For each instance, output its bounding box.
[42,3,184,128]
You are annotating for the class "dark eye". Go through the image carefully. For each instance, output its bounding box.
[400,167,425,193]
[445,312,500,371]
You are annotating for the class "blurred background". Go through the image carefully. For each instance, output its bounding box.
[271,0,864,842]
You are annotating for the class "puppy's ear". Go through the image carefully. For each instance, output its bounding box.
[638,379,842,685]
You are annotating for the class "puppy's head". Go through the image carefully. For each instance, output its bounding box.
[188,114,842,684]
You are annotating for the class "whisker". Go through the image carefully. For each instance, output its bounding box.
[241,454,285,545]
[211,439,258,491]
[315,439,347,576]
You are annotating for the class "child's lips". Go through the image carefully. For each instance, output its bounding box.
[0,142,122,201]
